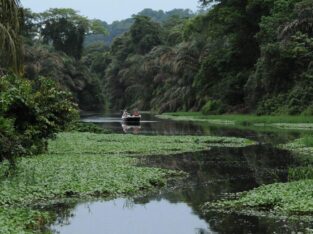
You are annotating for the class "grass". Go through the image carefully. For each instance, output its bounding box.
[0,132,253,233]
[158,112,313,129]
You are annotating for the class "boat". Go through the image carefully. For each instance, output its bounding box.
[122,115,141,123]
[121,110,141,123]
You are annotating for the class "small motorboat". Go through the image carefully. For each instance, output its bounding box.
[121,115,141,123]
[122,109,141,123]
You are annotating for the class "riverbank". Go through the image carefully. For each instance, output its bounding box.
[158,112,313,130]
[0,132,254,233]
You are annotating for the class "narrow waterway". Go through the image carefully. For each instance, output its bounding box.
[50,113,313,233]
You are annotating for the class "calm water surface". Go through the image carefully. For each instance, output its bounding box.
[50,113,313,234]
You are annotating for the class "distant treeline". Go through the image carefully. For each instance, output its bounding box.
[85,8,195,46]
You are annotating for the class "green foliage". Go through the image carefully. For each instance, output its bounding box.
[0,207,52,234]
[159,112,313,127]
[25,8,107,60]
[201,99,222,114]
[0,132,184,233]
[49,132,254,157]
[0,0,23,73]
[300,135,313,147]
[289,167,313,181]
[205,179,313,216]
[0,75,78,162]
[246,0,313,114]
[84,8,194,46]
[69,121,112,134]
[100,0,313,114]
[24,44,106,111]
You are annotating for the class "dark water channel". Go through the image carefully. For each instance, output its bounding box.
[50,113,313,234]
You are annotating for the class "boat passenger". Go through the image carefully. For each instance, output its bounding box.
[132,109,140,116]
[122,109,129,117]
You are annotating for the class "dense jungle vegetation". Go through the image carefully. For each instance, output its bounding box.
[12,0,313,116]
[1,0,313,169]
[2,0,313,232]
[0,0,79,165]
[102,0,313,115]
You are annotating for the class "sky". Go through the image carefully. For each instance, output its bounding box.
[21,0,200,23]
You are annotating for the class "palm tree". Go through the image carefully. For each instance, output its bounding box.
[0,0,22,73]
[280,1,313,39]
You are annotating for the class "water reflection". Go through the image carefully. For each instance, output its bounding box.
[81,113,306,144]
[81,113,208,136]
[51,199,213,234]
[50,146,310,233]
[49,113,313,233]
[121,123,141,134]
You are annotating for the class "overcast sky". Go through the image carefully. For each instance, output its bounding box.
[21,0,200,23]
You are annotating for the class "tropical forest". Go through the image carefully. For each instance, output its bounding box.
[1,0,313,233]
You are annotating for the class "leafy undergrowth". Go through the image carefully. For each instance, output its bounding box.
[0,132,253,233]
[0,208,52,234]
[158,112,313,130]
[204,179,313,217]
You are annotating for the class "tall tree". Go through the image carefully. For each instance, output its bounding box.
[0,0,22,73]
[39,8,107,60]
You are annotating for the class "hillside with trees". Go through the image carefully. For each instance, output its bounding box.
[85,8,195,46]
[102,0,313,115]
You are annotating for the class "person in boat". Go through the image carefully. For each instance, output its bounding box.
[122,109,129,118]
[132,109,140,116]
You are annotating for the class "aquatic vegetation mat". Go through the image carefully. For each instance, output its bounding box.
[203,136,313,219]
[204,179,313,217]
[0,132,253,232]
[159,113,313,130]
[49,132,254,156]
[281,136,313,157]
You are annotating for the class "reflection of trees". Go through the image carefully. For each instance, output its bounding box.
[47,144,301,233]
[139,145,295,195]
[198,123,302,145]
[136,146,299,233]
[205,211,310,234]
[46,201,77,229]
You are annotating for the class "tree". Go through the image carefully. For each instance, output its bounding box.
[130,16,162,54]
[0,0,22,73]
[38,8,107,59]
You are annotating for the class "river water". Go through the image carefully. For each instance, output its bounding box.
[50,113,313,234]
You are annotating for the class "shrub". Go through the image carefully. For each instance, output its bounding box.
[201,99,222,115]
[0,75,78,163]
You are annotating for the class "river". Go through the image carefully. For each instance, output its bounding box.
[50,113,312,234]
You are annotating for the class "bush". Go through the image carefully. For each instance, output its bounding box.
[0,75,78,163]
[201,99,222,115]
